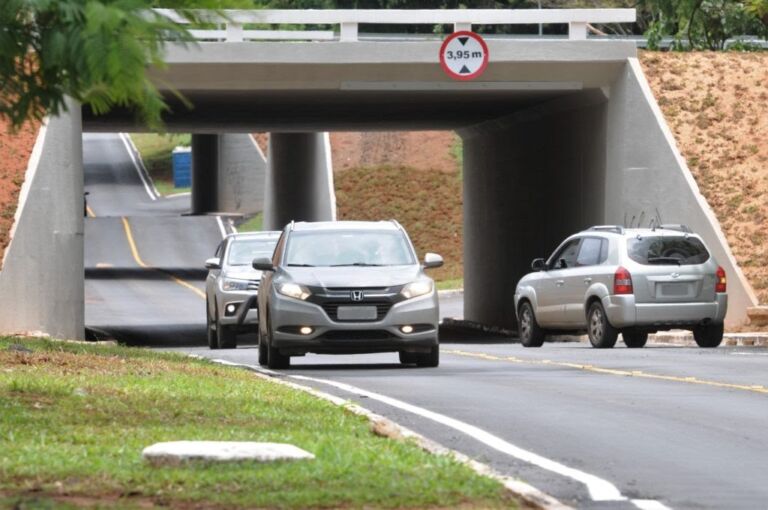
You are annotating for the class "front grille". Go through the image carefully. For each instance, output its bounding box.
[320,330,394,341]
[247,280,260,291]
[321,301,392,322]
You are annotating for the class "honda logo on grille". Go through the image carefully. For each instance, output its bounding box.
[351,290,364,301]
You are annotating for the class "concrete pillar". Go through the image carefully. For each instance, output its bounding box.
[263,132,336,231]
[460,92,606,329]
[0,98,84,339]
[217,134,267,215]
[190,134,218,214]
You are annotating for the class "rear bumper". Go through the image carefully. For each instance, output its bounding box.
[602,293,727,329]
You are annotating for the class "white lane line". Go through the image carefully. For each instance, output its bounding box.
[288,373,625,502]
[119,133,158,201]
[215,216,227,239]
[730,352,768,356]
[632,499,673,510]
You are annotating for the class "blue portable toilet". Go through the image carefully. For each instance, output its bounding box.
[171,146,192,188]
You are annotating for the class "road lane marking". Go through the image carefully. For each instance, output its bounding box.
[120,217,206,300]
[632,500,673,510]
[119,133,158,201]
[288,373,626,502]
[444,350,768,395]
[215,216,227,239]
[86,205,96,218]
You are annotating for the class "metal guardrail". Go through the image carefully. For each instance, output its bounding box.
[155,8,637,42]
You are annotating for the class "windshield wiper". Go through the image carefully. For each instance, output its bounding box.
[287,263,315,267]
[647,256,681,265]
[330,262,384,267]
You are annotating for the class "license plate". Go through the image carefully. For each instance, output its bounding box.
[658,283,689,297]
[337,306,377,321]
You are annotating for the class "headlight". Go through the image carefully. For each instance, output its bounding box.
[277,282,311,301]
[401,280,433,299]
[222,278,250,291]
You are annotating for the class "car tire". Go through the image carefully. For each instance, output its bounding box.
[693,323,724,348]
[622,330,648,348]
[217,321,237,349]
[399,351,418,365]
[266,334,290,369]
[587,302,618,349]
[518,302,545,348]
[206,299,219,350]
[416,345,439,368]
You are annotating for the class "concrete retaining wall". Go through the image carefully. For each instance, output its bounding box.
[217,134,267,215]
[605,58,757,327]
[0,102,84,339]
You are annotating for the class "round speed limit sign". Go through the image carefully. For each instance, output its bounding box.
[439,31,489,81]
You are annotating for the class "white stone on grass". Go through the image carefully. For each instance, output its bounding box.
[142,441,314,466]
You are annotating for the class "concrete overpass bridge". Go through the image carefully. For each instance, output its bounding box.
[0,9,757,339]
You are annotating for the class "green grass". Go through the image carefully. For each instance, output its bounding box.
[0,337,513,509]
[130,133,191,196]
[237,212,263,232]
[436,278,464,291]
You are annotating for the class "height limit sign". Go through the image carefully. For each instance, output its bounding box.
[439,31,489,81]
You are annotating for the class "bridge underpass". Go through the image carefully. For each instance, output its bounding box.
[0,9,757,339]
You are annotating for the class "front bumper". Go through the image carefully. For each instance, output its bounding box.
[269,290,439,355]
[216,289,258,327]
[602,293,728,329]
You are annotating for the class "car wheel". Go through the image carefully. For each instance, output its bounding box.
[518,302,545,348]
[587,302,618,349]
[207,299,219,350]
[266,333,290,369]
[693,323,724,348]
[257,328,268,366]
[399,351,418,365]
[217,319,237,349]
[415,345,439,368]
[622,330,648,348]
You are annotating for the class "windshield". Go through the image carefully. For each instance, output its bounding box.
[227,238,278,266]
[285,230,416,267]
[627,236,710,265]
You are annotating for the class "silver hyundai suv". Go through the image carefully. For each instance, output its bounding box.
[514,225,728,349]
[205,231,281,349]
[254,221,443,369]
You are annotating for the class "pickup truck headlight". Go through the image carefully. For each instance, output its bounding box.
[401,280,433,299]
[222,278,250,291]
[277,282,311,301]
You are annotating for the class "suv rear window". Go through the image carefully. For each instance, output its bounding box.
[627,236,710,265]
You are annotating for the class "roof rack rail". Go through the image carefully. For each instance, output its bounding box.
[656,224,692,233]
[587,225,625,234]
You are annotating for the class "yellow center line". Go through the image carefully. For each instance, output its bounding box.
[443,349,768,395]
[120,217,206,300]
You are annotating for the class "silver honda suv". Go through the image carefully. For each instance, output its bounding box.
[254,221,443,369]
[514,225,728,349]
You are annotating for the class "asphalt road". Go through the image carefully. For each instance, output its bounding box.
[84,133,768,510]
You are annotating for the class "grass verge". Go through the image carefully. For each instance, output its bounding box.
[0,337,514,509]
[236,212,263,232]
[130,134,190,197]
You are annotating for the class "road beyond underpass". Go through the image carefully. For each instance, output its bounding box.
[83,133,768,510]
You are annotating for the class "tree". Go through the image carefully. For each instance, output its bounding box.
[0,0,249,131]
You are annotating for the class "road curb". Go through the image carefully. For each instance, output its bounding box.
[197,356,570,510]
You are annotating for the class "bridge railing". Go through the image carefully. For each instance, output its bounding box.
[155,9,636,43]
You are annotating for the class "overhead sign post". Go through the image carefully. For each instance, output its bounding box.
[439,31,489,81]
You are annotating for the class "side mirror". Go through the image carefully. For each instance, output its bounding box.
[205,257,221,270]
[531,258,546,271]
[252,257,275,272]
[423,252,444,269]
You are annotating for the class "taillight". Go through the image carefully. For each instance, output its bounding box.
[716,266,726,293]
[614,266,633,295]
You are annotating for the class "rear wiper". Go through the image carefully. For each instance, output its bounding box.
[287,263,315,267]
[647,257,681,265]
[330,263,383,267]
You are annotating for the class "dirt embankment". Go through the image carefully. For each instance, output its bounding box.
[0,120,40,266]
[640,51,768,303]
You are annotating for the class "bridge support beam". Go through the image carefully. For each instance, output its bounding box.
[190,134,219,214]
[460,92,607,329]
[263,132,336,231]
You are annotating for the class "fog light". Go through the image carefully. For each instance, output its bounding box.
[226,304,237,314]
[300,326,313,335]
[400,325,414,334]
